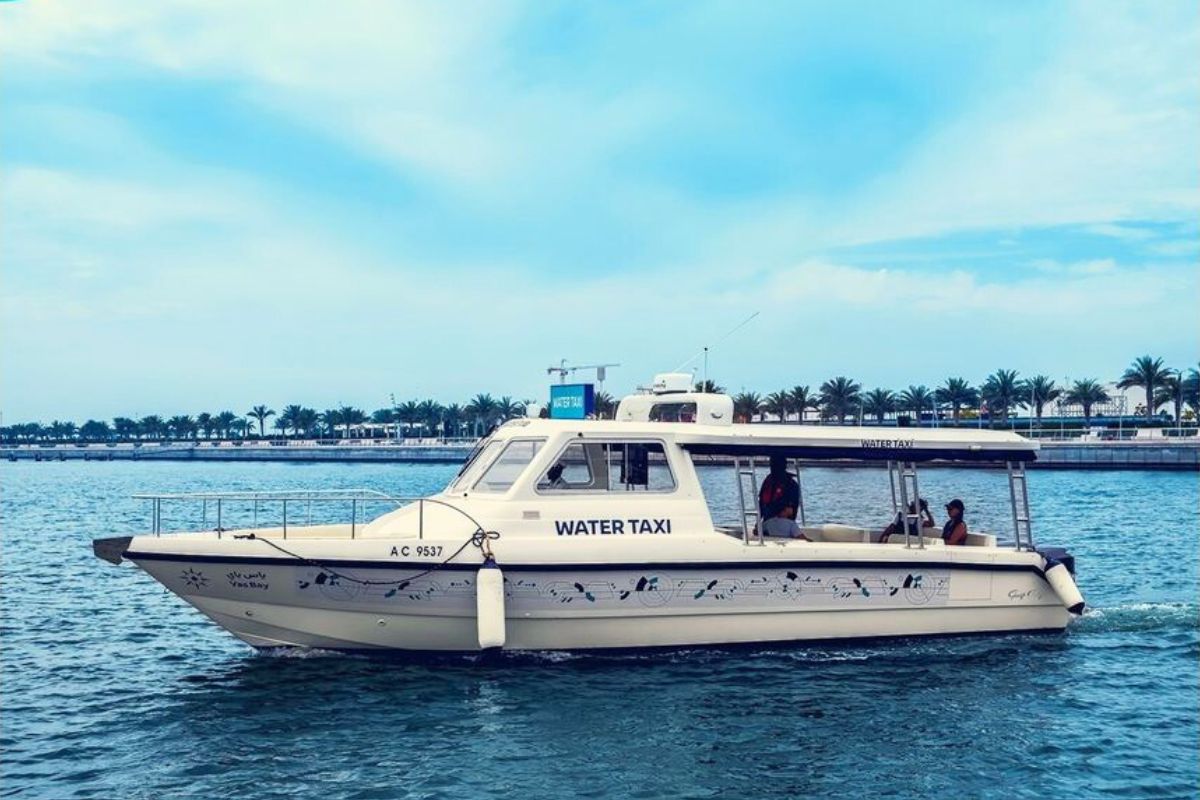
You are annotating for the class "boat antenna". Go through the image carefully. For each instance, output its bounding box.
[673,311,760,389]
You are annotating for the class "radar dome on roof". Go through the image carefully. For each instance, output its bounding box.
[652,373,693,394]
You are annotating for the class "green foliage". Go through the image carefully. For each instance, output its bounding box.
[937,378,978,421]
[732,392,764,422]
[981,369,1023,424]
[1065,379,1110,424]
[863,388,896,423]
[819,377,861,424]
[1118,355,1171,422]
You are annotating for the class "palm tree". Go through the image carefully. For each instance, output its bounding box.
[214,411,239,439]
[899,385,935,424]
[732,392,764,423]
[338,406,367,438]
[371,407,397,424]
[196,412,215,439]
[594,392,615,419]
[1118,355,1171,423]
[1184,365,1200,419]
[465,394,498,436]
[112,417,138,441]
[981,370,1023,425]
[788,385,816,425]
[138,415,165,440]
[862,388,896,424]
[80,419,111,441]
[371,407,397,437]
[19,423,45,442]
[496,396,523,422]
[765,391,791,423]
[247,405,275,438]
[1066,379,1110,426]
[1153,372,1185,423]
[396,400,422,438]
[277,405,304,437]
[1025,375,1061,422]
[48,420,77,440]
[819,377,861,425]
[442,403,464,437]
[694,380,725,393]
[417,399,443,436]
[319,408,342,438]
[937,377,978,423]
[167,415,196,440]
[296,408,319,437]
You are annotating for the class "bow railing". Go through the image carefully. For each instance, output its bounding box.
[130,489,480,540]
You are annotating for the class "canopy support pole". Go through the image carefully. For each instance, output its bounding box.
[791,458,806,528]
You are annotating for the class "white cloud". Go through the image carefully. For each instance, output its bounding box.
[2,2,1197,419]
[1,166,263,231]
[843,3,1198,241]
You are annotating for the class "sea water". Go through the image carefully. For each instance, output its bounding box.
[1,461,1197,799]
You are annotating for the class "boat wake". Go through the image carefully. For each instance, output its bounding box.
[256,646,349,659]
[1073,602,1199,634]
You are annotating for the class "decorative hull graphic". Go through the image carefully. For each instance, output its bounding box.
[129,555,1069,652]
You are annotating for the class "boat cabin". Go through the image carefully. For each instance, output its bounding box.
[431,393,1040,551]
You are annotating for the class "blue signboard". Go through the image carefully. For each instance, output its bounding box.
[549,383,595,419]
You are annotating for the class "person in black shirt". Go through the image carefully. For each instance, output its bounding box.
[880,499,935,542]
[943,498,968,545]
[758,455,800,520]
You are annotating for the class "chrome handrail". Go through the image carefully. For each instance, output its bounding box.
[132,489,485,542]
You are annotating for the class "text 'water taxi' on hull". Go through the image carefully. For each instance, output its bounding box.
[93,376,1085,653]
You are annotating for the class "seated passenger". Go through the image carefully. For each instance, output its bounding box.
[759,455,800,519]
[942,499,968,546]
[544,462,569,489]
[761,506,810,540]
[879,499,935,542]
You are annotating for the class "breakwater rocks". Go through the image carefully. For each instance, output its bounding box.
[3,439,1198,469]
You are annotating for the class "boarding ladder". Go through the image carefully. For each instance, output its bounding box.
[1007,461,1034,551]
[733,457,764,545]
[887,460,925,549]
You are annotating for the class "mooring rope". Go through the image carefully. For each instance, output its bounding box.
[232,529,500,586]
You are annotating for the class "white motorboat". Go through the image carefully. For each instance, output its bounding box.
[93,374,1085,653]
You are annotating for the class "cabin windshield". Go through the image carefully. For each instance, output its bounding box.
[447,438,501,492]
[472,439,546,493]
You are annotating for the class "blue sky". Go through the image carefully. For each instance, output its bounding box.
[1,1,1197,422]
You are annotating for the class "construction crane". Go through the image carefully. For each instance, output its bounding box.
[546,360,620,393]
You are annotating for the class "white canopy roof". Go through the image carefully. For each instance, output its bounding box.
[497,418,1038,462]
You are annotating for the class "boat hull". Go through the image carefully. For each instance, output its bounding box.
[128,552,1072,652]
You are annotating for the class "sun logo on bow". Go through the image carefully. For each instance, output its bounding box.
[180,568,210,590]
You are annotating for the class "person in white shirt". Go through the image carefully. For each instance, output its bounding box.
[761,505,810,540]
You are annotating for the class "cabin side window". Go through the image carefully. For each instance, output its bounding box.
[648,402,697,423]
[537,441,676,493]
[472,439,545,493]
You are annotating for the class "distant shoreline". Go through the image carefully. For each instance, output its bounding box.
[4,439,1196,470]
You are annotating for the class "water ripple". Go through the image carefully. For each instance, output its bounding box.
[1,461,1197,799]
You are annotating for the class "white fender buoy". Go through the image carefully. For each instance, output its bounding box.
[1044,561,1085,615]
[476,556,506,649]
